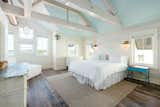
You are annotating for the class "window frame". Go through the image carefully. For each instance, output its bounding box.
[67,44,79,57]
[131,29,158,68]
[19,44,34,53]
[7,33,15,56]
[86,44,95,59]
[19,27,34,40]
[36,37,49,56]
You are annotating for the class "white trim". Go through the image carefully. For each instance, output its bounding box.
[36,37,49,56]
[131,29,158,69]
[24,0,32,17]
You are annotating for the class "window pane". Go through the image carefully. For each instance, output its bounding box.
[86,44,94,58]
[20,44,33,52]
[143,50,153,64]
[135,39,143,49]
[36,37,48,55]
[19,27,34,39]
[68,44,79,57]
[134,37,153,65]
[8,34,15,55]
[144,37,152,49]
[135,49,145,63]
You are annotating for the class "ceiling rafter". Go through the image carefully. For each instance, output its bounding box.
[78,12,92,27]
[32,0,43,7]
[42,0,92,27]
[23,0,32,17]
[18,0,42,7]
[61,0,120,24]
[0,2,96,32]
[17,0,92,27]
[101,0,117,15]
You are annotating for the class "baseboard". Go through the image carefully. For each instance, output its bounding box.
[42,68,53,71]
[42,68,68,71]
[125,78,160,90]
[53,69,68,71]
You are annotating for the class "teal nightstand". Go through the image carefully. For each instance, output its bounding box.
[127,66,150,83]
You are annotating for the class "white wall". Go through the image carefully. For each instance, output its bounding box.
[53,36,84,70]
[8,25,53,69]
[95,20,160,85]
[97,34,130,57]
[0,7,8,61]
[16,33,53,69]
[8,25,85,69]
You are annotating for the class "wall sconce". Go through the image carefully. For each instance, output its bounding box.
[68,44,74,47]
[121,41,130,48]
[92,44,98,50]
[55,34,61,40]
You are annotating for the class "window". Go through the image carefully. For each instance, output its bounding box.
[133,36,154,65]
[20,44,33,53]
[36,37,48,55]
[86,44,95,58]
[19,27,34,39]
[68,44,79,57]
[8,34,15,55]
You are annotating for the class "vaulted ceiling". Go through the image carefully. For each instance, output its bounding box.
[1,0,160,37]
[111,0,160,27]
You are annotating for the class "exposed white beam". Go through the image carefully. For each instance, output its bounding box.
[0,2,24,17]
[32,12,96,32]
[18,0,42,7]
[43,0,78,13]
[102,0,116,15]
[23,0,32,17]
[32,0,43,7]
[0,2,96,32]
[77,12,91,26]
[62,0,120,24]
[43,0,91,26]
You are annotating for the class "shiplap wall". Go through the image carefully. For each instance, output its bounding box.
[0,7,8,61]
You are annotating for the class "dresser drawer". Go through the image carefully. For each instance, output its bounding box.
[0,88,27,107]
[0,76,27,95]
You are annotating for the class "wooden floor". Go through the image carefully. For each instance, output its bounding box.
[116,84,160,107]
[42,69,67,77]
[27,70,160,107]
[27,70,69,107]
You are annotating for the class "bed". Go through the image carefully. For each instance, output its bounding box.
[68,56,128,90]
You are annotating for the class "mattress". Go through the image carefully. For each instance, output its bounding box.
[69,60,127,90]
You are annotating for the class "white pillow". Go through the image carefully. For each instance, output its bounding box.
[121,56,128,65]
[89,54,99,60]
[109,56,121,63]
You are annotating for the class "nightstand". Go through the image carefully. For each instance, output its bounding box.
[127,66,150,83]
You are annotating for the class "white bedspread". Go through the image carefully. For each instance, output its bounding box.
[69,60,127,90]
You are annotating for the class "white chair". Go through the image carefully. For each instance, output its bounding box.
[22,63,42,80]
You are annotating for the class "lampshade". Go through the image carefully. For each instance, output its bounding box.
[121,41,130,48]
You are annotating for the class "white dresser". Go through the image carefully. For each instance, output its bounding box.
[0,64,28,107]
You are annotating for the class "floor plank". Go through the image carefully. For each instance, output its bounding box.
[42,69,67,77]
[27,74,69,107]
[27,69,160,107]
[116,85,160,107]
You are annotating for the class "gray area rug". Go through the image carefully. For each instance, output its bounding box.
[47,73,137,107]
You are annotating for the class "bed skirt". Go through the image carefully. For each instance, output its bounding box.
[72,71,127,90]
